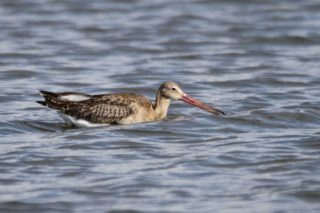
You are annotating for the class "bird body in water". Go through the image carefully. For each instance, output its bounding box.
[37,81,224,127]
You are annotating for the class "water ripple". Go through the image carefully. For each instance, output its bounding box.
[1,0,320,212]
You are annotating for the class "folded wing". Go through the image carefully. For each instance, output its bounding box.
[37,91,134,124]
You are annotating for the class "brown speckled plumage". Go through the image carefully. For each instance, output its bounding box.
[38,92,156,124]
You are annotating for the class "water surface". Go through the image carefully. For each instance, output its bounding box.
[1,0,320,212]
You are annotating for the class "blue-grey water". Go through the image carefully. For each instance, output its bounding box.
[1,0,320,212]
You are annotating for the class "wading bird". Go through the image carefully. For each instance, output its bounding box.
[37,81,224,127]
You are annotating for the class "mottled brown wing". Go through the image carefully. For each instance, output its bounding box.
[63,95,134,124]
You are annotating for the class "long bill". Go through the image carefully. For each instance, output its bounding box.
[180,93,225,115]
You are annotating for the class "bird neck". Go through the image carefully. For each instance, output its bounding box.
[153,91,171,119]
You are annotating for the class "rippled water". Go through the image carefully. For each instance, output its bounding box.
[1,0,320,212]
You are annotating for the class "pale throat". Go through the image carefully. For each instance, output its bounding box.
[153,91,171,118]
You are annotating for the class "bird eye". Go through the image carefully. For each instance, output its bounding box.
[171,87,176,90]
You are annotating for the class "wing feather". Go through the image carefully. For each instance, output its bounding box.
[38,92,151,124]
[63,95,134,124]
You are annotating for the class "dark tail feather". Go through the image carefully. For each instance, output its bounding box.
[37,91,66,110]
[39,90,59,98]
[36,101,47,106]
